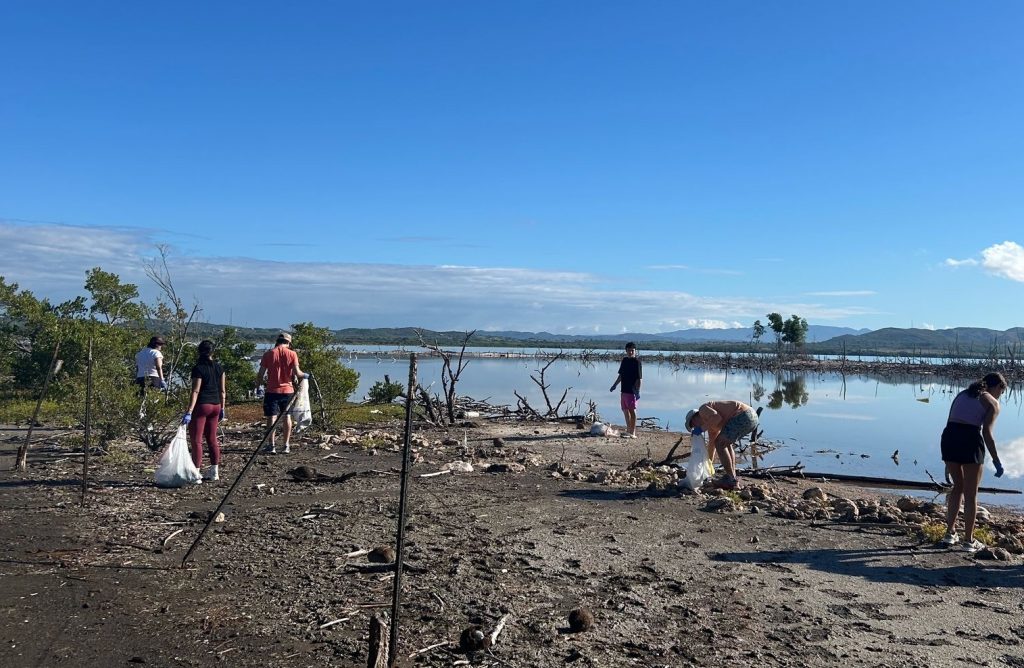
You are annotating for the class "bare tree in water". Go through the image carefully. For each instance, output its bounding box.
[415,329,475,425]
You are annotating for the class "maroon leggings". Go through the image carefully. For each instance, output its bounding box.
[189,403,221,467]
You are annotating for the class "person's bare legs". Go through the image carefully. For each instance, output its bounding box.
[625,408,637,436]
[945,462,965,535]
[961,463,984,541]
[715,435,737,480]
[282,414,293,451]
[265,416,277,452]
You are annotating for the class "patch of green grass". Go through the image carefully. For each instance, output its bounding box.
[101,443,139,467]
[336,403,407,424]
[920,521,996,546]
[972,525,997,545]
[920,522,947,543]
[723,490,744,505]
[0,398,63,425]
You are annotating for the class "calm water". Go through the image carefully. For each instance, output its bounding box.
[344,353,1024,507]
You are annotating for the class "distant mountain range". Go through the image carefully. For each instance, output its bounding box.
[196,322,1024,356]
[481,325,871,344]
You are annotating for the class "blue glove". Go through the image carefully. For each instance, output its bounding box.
[302,373,310,380]
[994,459,1004,478]
[219,408,226,421]
[156,378,167,390]
[691,427,703,436]
[633,392,640,401]
[182,412,192,425]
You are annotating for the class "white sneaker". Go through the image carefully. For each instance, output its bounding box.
[266,445,277,455]
[939,532,960,547]
[963,538,985,553]
[283,445,291,454]
[202,466,219,481]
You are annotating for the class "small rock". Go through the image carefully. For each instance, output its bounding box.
[213,512,226,523]
[486,462,526,474]
[567,607,594,632]
[288,466,320,482]
[368,546,396,563]
[446,461,474,473]
[493,437,505,448]
[459,625,491,652]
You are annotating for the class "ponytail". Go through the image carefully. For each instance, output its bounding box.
[967,372,1007,397]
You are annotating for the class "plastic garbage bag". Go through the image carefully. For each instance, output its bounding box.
[590,422,608,436]
[289,378,312,432]
[155,425,201,487]
[679,432,714,491]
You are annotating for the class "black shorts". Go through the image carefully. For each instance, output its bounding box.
[263,392,294,417]
[941,422,985,465]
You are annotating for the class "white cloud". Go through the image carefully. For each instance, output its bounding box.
[920,322,936,331]
[684,319,744,330]
[998,435,1024,479]
[646,264,742,276]
[944,257,979,268]
[0,220,879,332]
[803,290,877,297]
[981,241,1024,282]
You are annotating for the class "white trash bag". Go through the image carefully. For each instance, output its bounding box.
[289,378,313,432]
[679,432,714,491]
[155,425,201,488]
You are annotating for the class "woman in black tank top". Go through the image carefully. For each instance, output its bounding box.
[939,372,1006,552]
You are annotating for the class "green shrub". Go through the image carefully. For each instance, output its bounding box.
[367,378,405,404]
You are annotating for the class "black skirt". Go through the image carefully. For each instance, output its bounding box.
[940,422,985,465]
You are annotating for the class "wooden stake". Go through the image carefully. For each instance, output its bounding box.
[387,353,416,667]
[368,614,389,668]
[81,336,93,505]
[16,339,61,472]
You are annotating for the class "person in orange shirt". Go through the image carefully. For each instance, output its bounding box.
[685,400,759,490]
[255,332,307,454]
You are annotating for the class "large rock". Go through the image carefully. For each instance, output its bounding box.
[802,487,827,502]
[832,498,860,522]
[896,497,922,512]
[704,497,738,513]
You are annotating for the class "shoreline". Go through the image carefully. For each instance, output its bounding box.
[2,418,1024,666]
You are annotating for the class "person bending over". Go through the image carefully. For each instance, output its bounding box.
[685,400,759,490]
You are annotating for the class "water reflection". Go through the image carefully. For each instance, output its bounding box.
[344,355,1024,506]
[757,374,810,410]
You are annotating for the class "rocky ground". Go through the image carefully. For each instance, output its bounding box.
[2,416,1024,668]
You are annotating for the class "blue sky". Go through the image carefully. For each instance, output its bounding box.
[2,1,1023,333]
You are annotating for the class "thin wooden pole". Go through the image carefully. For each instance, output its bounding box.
[387,353,417,667]
[180,391,300,567]
[309,373,328,428]
[16,339,62,472]
[81,336,93,505]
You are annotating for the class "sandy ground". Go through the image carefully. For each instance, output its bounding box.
[2,418,1024,668]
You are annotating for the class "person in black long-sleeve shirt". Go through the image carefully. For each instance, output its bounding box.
[609,342,642,438]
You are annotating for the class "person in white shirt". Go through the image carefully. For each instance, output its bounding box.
[135,336,166,397]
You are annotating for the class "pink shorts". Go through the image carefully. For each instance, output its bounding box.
[620,393,637,411]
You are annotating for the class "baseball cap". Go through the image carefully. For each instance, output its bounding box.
[277,332,292,343]
[685,409,697,431]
